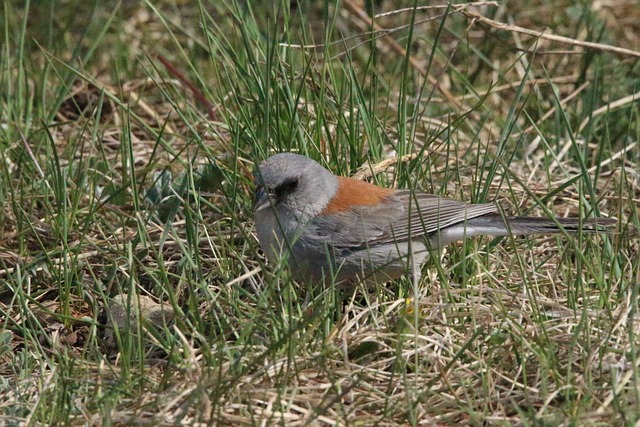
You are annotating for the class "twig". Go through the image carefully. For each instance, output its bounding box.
[462,8,640,59]
[352,153,422,181]
[549,90,640,171]
[157,54,218,121]
[373,2,498,18]
[578,90,640,133]
[586,141,637,175]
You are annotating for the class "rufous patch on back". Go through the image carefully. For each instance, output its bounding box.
[321,176,395,215]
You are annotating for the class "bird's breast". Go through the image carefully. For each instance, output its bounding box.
[255,206,308,262]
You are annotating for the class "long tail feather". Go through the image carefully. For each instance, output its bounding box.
[466,215,617,236]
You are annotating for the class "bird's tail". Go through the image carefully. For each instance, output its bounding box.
[465,214,617,236]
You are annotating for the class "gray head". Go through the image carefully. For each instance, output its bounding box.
[254,153,339,217]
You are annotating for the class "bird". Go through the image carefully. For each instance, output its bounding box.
[253,152,615,287]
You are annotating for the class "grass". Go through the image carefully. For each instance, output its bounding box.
[1,0,639,425]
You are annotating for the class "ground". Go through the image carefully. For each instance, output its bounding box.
[1,0,639,425]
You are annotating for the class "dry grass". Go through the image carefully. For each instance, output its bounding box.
[0,0,639,425]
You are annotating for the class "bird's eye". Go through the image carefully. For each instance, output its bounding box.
[274,177,299,200]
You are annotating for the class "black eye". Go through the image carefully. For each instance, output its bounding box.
[274,177,300,200]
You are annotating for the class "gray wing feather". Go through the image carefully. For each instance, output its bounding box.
[304,190,497,249]
[378,191,497,243]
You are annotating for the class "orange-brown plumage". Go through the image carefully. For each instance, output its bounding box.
[321,176,395,215]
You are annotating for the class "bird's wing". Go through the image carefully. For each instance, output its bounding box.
[303,190,497,250]
[381,190,498,243]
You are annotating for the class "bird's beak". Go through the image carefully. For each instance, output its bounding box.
[254,186,271,213]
